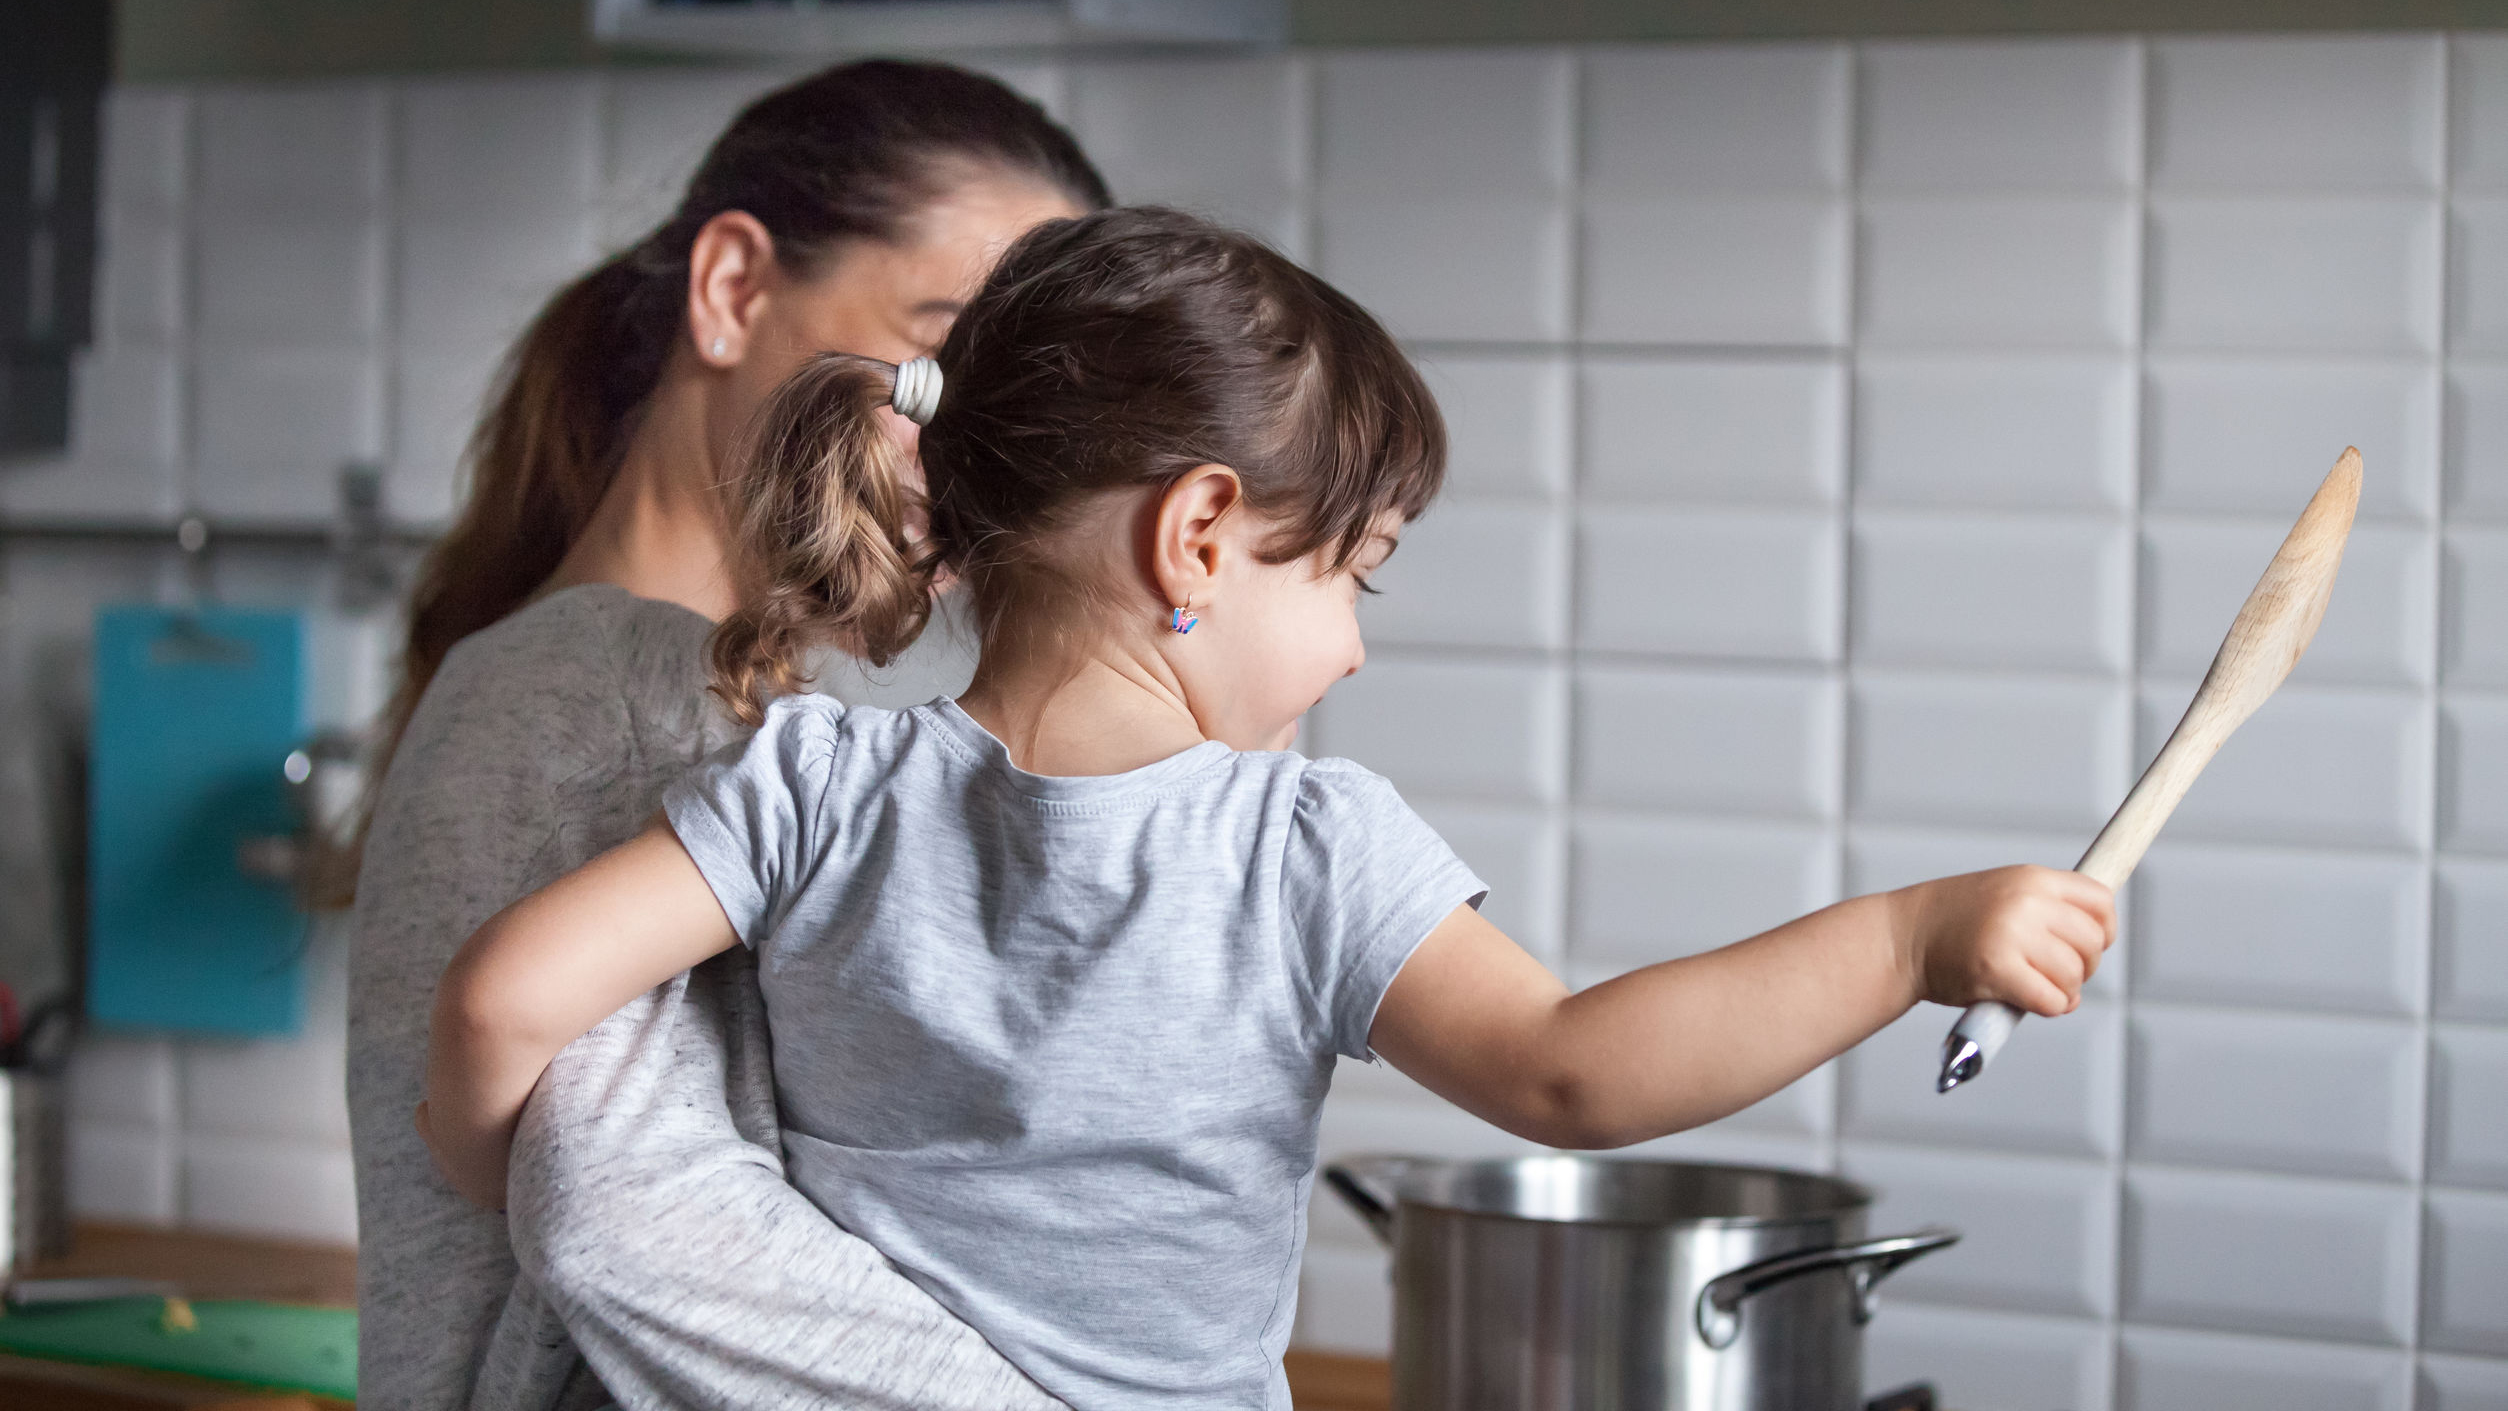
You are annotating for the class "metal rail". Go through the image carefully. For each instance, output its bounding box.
[0,517,438,550]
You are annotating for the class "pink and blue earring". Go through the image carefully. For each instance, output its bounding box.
[1169,605,1199,635]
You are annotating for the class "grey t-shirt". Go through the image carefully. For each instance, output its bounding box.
[353,583,1075,1411]
[349,584,735,1411]
[664,695,1486,1411]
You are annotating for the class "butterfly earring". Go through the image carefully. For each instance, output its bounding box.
[1168,605,1199,635]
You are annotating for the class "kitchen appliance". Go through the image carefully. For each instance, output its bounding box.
[1325,1155,1955,1411]
[1938,446,2363,1090]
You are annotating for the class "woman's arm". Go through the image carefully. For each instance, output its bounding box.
[1367,864,2113,1150]
[420,817,739,1208]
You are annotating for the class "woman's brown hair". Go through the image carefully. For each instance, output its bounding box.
[710,206,1448,725]
[331,61,1109,899]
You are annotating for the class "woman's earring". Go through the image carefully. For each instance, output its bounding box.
[1169,606,1199,635]
[710,336,728,360]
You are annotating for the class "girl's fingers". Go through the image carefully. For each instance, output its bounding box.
[2058,872,2120,947]
[2050,901,2107,977]
[2025,867,2118,946]
[2006,968,2074,1018]
[2029,928,2087,998]
[1995,951,2076,1017]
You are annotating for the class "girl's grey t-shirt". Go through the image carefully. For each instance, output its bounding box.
[663,695,1485,1411]
[351,584,1033,1411]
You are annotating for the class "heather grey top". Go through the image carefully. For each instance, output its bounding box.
[348,585,1063,1411]
[349,585,732,1411]
[665,695,1487,1410]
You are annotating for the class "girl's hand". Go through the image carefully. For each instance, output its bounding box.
[1895,865,2116,1017]
[414,1099,510,1210]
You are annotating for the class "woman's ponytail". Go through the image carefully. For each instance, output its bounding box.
[319,59,1108,905]
[708,355,935,727]
[388,245,678,735]
[309,245,677,906]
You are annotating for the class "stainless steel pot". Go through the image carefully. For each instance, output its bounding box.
[1324,1155,1957,1411]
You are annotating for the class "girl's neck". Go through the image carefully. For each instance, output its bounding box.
[955,628,1208,778]
[540,372,739,623]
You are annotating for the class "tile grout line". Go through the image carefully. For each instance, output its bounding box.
[1830,38,1863,1184]
[378,79,405,533]
[2111,33,2156,1407]
[1287,51,1313,271]
[2412,30,2458,1382]
[1407,337,1869,360]
[1288,47,1380,1339]
[159,87,201,614]
[173,87,200,533]
[1557,43,1586,996]
[168,81,204,1229]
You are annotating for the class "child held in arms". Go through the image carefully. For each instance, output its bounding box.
[419,207,2111,1409]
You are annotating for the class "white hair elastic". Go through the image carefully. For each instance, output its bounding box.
[891,356,943,426]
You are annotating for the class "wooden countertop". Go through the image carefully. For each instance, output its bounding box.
[26,1225,358,1308]
[9,1225,1391,1410]
[1285,1349,1392,1410]
[3,1225,357,1411]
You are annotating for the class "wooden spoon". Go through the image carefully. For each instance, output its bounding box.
[1936,447,2363,1093]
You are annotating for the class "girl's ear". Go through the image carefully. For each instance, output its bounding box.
[1149,464,1244,614]
[686,210,780,368]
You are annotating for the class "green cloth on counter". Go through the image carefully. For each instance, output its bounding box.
[0,1296,355,1399]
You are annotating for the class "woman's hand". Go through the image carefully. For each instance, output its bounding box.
[414,1099,512,1210]
[1893,865,2116,1018]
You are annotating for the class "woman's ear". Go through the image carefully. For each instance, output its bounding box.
[1148,465,1244,615]
[685,210,779,368]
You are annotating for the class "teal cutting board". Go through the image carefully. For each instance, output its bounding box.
[88,607,307,1037]
[0,1298,356,1399]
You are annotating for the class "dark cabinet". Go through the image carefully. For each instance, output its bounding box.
[1,2,109,455]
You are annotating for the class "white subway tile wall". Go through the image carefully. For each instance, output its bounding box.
[1860,39,2141,195]
[1869,1302,2113,1411]
[14,36,2501,1405]
[2118,1325,2414,1411]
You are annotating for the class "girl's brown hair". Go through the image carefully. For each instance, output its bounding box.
[710,206,1448,725]
[332,61,1108,898]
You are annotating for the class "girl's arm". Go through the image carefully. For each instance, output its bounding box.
[1367,865,2112,1150]
[420,817,739,1208]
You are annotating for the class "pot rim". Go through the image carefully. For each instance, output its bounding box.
[1332,1153,1875,1231]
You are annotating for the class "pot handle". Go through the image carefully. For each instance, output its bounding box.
[1321,1161,1401,1248]
[1694,1227,1960,1351]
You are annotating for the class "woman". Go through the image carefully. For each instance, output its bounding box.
[347,60,1107,1410]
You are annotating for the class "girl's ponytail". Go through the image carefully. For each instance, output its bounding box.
[708,355,934,727]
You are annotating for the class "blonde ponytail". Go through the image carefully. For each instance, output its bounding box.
[709,355,936,726]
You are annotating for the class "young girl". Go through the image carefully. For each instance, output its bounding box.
[420,207,2111,1410]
